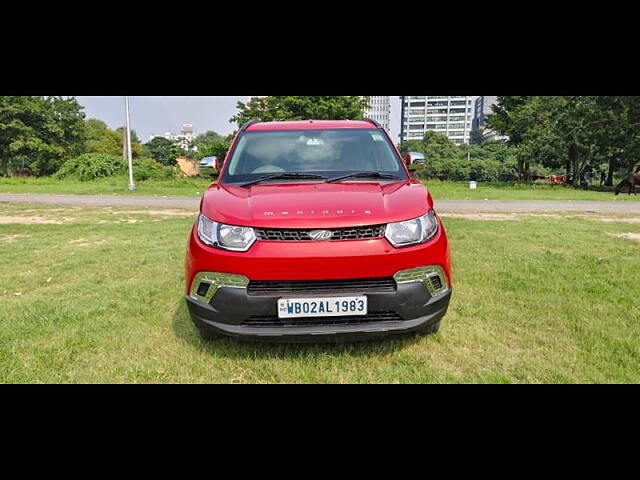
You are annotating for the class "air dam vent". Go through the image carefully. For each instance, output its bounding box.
[243,312,403,327]
[254,225,386,242]
[247,278,397,296]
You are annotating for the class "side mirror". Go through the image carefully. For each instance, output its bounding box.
[404,153,413,167]
[213,157,221,172]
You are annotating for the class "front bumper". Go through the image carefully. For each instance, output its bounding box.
[186,281,452,342]
[185,218,452,290]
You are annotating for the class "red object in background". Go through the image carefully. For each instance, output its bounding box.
[550,175,568,185]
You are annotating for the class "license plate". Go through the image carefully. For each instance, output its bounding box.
[277,296,367,319]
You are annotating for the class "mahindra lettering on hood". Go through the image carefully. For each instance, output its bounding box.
[185,119,452,342]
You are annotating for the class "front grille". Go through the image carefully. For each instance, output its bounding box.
[243,311,403,327]
[247,277,396,296]
[254,224,386,241]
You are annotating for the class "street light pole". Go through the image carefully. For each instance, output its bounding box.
[124,96,136,191]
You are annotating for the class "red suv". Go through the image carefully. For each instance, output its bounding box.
[185,119,452,342]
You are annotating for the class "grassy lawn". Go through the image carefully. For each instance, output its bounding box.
[2,176,639,202]
[0,176,213,197]
[1,203,639,383]
[425,179,640,202]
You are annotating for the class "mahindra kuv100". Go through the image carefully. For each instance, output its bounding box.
[185,119,452,342]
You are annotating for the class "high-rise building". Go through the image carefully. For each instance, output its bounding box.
[472,96,498,130]
[363,96,392,131]
[400,96,474,145]
[472,96,508,142]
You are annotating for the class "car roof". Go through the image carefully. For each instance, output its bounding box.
[246,120,378,131]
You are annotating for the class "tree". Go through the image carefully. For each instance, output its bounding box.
[192,130,224,150]
[230,96,370,126]
[85,119,121,156]
[143,136,178,166]
[469,127,485,145]
[487,96,640,185]
[594,96,640,184]
[115,126,143,157]
[401,131,460,160]
[82,119,142,158]
[197,137,233,162]
[399,129,518,182]
[487,96,537,181]
[0,96,86,176]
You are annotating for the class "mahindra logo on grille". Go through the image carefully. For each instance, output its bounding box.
[309,230,333,241]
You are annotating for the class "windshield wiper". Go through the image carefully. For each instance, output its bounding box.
[326,171,402,183]
[240,172,328,187]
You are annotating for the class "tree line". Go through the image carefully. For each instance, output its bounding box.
[486,96,640,185]
[3,95,638,186]
[0,96,234,180]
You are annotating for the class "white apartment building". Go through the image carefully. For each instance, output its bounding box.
[400,96,475,145]
[363,96,392,131]
[149,123,197,151]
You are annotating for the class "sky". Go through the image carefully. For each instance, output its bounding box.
[76,96,250,142]
[75,96,404,143]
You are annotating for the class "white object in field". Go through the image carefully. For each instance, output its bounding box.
[469,181,477,189]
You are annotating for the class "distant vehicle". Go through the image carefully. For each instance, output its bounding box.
[199,156,220,176]
[406,152,425,165]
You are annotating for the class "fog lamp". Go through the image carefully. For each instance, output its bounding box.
[189,272,249,303]
[393,265,449,296]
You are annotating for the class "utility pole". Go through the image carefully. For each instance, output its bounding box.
[124,96,136,191]
[399,96,405,150]
[122,122,127,164]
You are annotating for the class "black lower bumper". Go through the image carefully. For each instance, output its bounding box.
[186,282,451,343]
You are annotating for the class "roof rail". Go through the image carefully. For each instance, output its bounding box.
[362,118,383,128]
[240,119,261,132]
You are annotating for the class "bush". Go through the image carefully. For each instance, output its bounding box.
[412,157,518,183]
[401,133,523,182]
[159,166,175,179]
[55,153,165,182]
[131,157,164,181]
[55,153,123,181]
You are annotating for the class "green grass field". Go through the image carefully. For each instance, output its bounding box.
[0,176,212,197]
[2,176,639,202]
[1,203,639,383]
[425,179,640,202]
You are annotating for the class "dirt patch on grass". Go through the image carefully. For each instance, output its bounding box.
[68,238,106,247]
[598,217,640,223]
[0,216,63,224]
[0,234,31,243]
[111,210,194,217]
[607,233,640,242]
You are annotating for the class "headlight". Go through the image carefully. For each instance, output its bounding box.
[385,211,438,247]
[197,214,256,252]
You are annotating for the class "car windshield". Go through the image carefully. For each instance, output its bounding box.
[220,129,408,185]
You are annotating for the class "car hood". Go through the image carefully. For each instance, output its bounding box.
[201,180,433,228]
